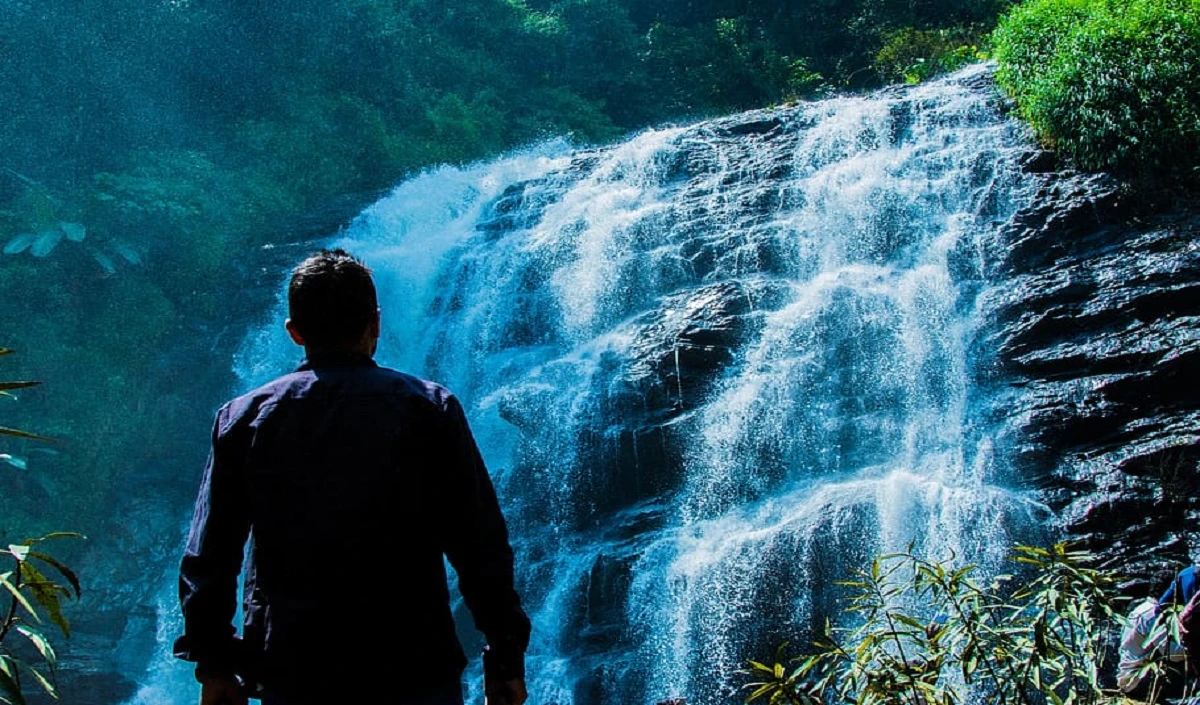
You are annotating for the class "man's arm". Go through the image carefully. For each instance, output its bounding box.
[1160,566,1199,606]
[437,394,531,703]
[174,406,252,687]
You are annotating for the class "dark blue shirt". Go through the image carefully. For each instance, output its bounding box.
[1160,566,1200,607]
[174,351,530,695]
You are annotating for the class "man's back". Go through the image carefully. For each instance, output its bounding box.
[180,349,528,704]
[178,250,529,705]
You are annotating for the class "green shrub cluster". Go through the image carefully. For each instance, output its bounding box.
[875,27,990,85]
[993,0,1200,179]
[0,350,81,705]
[0,532,81,704]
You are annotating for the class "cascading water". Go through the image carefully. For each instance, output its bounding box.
[128,64,1050,705]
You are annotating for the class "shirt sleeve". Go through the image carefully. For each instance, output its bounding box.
[1161,566,1199,607]
[173,405,252,676]
[436,393,531,682]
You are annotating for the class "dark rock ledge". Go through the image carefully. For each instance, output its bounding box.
[979,170,1200,594]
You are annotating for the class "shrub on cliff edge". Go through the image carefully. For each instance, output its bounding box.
[992,0,1200,180]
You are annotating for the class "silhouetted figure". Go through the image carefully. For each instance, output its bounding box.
[174,249,531,705]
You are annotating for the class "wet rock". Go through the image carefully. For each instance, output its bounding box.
[1020,150,1060,175]
[982,171,1200,588]
[717,116,784,137]
[622,280,790,412]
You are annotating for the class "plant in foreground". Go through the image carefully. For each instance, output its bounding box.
[0,348,47,444]
[0,347,82,704]
[0,533,82,704]
[742,542,1139,705]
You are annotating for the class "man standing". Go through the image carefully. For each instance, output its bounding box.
[175,249,531,705]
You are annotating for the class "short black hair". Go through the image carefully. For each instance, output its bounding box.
[287,249,378,349]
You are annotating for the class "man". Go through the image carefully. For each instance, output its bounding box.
[175,249,531,705]
[1116,564,1200,695]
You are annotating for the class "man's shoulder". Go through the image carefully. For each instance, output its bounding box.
[365,364,455,407]
[223,370,308,409]
[213,374,298,432]
[218,366,455,423]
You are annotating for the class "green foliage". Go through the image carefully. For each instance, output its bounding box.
[0,532,82,705]
[874,27,990,85]
[0,352,81,704]
[0,349,46,443]
[741,543,1132,705]
[993,0,1200,178]
[641,18,823,113]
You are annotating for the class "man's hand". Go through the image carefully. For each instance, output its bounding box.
[485,677,528,705]
[198,672,247,705]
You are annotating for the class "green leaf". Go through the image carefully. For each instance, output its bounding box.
[0,428,51,442]
[21,533,85,545]
[13,625,55,663]
[0,349,12,357]
[0,658,25,705]
[746,660,773,675]
[17,664,54,698]
[18,563,70,637]
[0,382,39,392]
[746,683,775,703]
[24,552,80,599]
[0,573,38,621]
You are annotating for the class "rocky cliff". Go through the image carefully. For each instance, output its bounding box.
[980,171,1200,594]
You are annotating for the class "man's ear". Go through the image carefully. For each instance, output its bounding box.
[285,319,306,346]
[370,308,381,340]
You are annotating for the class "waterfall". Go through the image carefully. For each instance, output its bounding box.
[128,64,1049,705]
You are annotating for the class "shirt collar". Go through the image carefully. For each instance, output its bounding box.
[296,350,378,372]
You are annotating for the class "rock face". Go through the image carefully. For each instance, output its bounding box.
[979,173,1200,593]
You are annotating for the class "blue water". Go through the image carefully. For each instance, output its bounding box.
[128,65,1048,705]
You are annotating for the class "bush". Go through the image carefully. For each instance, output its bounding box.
[992,0,1200,178]
[874,27,989,85]
[739,543,1166,705]
[0,349,81,704]
[0,532,82,704]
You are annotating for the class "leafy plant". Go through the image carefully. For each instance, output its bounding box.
[874,27,989,85]
[992,0,1200,179]
[0,348,47,443]
[741,543,1129,705]
[0,533,82,705]
[0,348,82,704]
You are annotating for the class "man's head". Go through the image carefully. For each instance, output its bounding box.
[285,249,380,355]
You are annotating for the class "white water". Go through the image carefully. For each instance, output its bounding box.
[129,65,1049,705]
